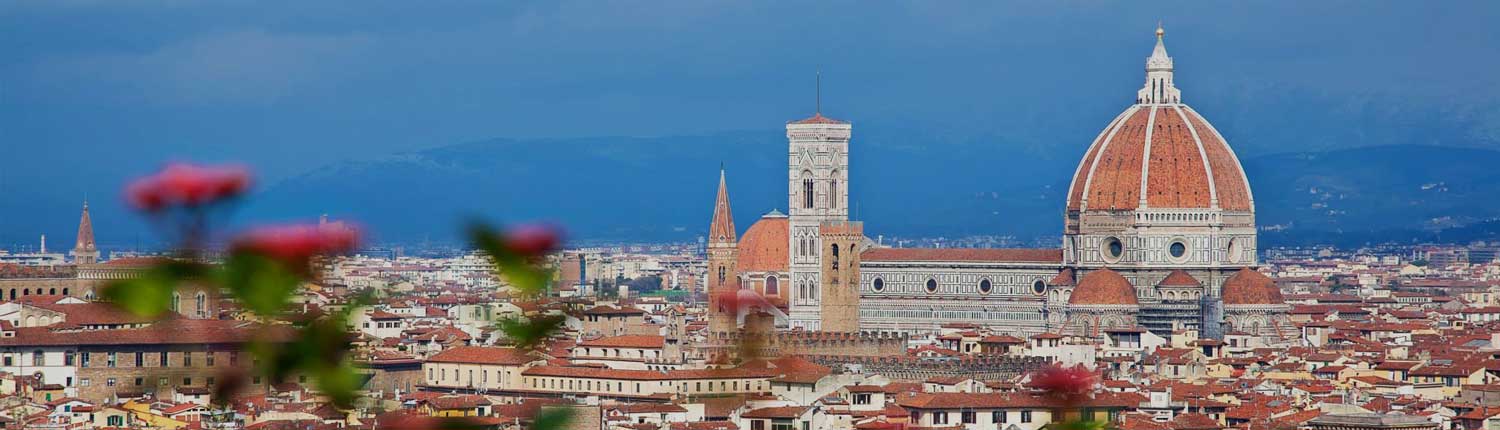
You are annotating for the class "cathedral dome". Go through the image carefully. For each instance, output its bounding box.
[1064,28,1253,214]
[1070,268,1139,306]
[736,210,790,273]
[1222,267,1284,305]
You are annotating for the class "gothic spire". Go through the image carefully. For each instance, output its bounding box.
[72,200,100,264]
[709,167,736,244]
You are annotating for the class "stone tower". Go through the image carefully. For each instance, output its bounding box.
[786,102,850,331]
[707,168,739,333]
[71,201,99,265]
[818,221,862,332]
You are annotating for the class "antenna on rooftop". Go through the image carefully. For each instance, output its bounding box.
[815,69,822,115]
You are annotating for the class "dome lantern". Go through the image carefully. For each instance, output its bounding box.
[1138,24,1180,104]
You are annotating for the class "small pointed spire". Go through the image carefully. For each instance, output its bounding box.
[709,168,737,244]
[72,200,99,264]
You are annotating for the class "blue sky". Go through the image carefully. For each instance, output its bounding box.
[3,1,1499,247]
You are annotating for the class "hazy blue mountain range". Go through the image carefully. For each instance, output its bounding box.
[249,132,1500,247]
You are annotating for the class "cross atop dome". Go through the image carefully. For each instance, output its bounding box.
[1137,23,1181,104]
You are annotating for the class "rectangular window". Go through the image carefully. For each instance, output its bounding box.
[64,351,75,366]
[135,377,143,386]
[2,356,10,366]
[994,411,1006,423]
[106,378,116,387]
[32,350,44,366]
[933,412,948,425]
[135,352,144,367]
[160,351,169,367]
[184,352,192,367]
[206,351,215,367]
[183,377,192,386]
[80,353,91,368]
[962,411,976,424]
[107,352,117,368]
[1021,410,1033,423]
[80,378,90,387]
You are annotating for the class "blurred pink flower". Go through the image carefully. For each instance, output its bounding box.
[503,223,562,257]
[231,223,361,268]
[126,163,251,212]
[1030,364,1095,402]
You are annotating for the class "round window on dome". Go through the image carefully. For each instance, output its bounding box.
[1169,241,1187,259]
[1031,280,1047,295]
[871,278,885,293]
[978,279,993,295]
[925,279,938,294]
[1103,237,1124,262]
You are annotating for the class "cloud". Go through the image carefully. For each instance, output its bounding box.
[19,28,376,106]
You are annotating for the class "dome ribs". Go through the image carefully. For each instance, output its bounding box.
[1184,109,1252,211]
[1067,109,1132,211]
[1087,108,1151,210]
[1146,106,1213,208]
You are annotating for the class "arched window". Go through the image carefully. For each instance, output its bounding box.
[172,293,181,313]
[803,179,814,208]
[831,244,840,270]
[828,171,839,209]
[195,292,207,318]
[717,266,726,284]
[765,276,778,295]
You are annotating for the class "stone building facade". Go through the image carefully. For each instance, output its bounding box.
[818,221,863,332]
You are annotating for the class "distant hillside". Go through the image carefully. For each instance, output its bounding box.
[251,135,1500,247]
[1245,145,1500,246]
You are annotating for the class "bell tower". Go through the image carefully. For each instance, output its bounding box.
[71,201,99,265]
[786,74,850,330]
[707,168,739,333]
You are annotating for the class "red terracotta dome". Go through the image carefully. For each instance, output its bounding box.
[1157,269,1201,287]
[1222,267,1284,305]
[736,211,789,273]
[1065,104,1252,213]
[1069,268,1139,306]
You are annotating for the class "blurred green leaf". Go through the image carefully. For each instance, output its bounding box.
[498,314,565,351]
[101,260,205,317]
[252,310,356,399]
[315,360,362,409]
[532,408,573,430]
[467,223,553,296]
[219,252,303,316]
